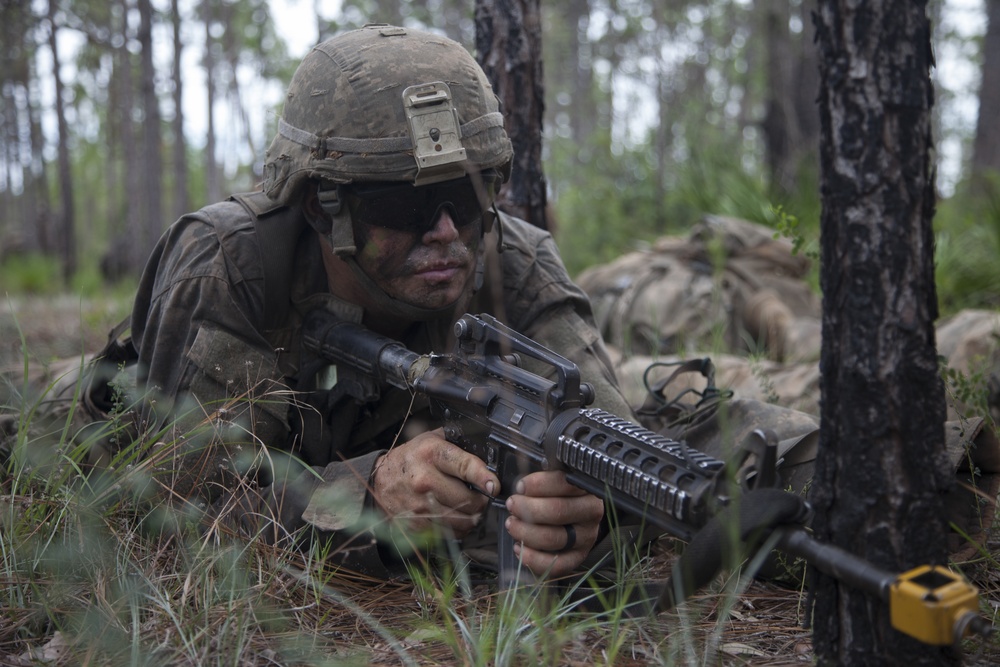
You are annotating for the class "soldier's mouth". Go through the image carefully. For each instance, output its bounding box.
[414,263,464,283]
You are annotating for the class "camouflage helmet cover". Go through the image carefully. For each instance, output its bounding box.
[263,24,514,203]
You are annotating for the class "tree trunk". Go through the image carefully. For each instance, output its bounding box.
[0,2,17,247]
[28,74,52,255]
[812,1,956,664]
[111,0,143,279]
[762,0,799,193]
[170,0,189,219]
[0,0,49,254]
[1,77,18,248]
[47,0,76,282]
[650,2,671,235]
[972,0,1000,187]
[474,0,548,230]
[563,0,596,161]
[763,0,820,195]
[204,6,221,204]
[137,0,163,271]
[218,1,256,192]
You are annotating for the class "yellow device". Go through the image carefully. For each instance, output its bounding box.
[889,565,983,645]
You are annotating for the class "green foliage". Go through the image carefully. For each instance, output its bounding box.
[551,134,823,280]
[771,205,814,259]
[935,175,1000,315]
[550,142,671,277]
[0,254,63,295]
[940,356,993,421]
[69,260,136,302]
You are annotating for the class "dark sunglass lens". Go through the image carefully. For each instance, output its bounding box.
[346,186,423,231]
[346,174,495,232]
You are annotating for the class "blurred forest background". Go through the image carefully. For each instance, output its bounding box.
[1,0,999,314]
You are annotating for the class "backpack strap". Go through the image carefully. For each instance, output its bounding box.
[230,191,305,332]
[95,193,303,380]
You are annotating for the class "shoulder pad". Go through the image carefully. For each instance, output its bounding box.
[230,191,287,218]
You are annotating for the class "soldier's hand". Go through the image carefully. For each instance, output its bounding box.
[503,471,604,578]
[371,428,499,538]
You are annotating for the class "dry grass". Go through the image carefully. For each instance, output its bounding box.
[0,482,996,667]
[2,297,1000,665]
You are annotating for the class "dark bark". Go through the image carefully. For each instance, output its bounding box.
[972,0,1000,186]
[564,0,596,157]
[204,5,221,205]
[218,1,255,192]
[47,0,76,282]
[762,0,820,194]
[170,0,189,220]
[0,1,50,255]
[650,2,671,235]
[137,0,163,271]
[812,1,955,664]
[107,0,142,280]
[474,0,548,230]
[1,77,18,251]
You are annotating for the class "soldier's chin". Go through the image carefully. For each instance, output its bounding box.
[400,293,465,316]
[396,276,472,311]
[368,287,467,321]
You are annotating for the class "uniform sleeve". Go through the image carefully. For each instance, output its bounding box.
[489,215,638,421]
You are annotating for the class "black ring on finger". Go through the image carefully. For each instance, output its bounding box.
[562,524,576,552]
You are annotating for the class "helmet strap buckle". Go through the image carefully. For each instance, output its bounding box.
[317,185,342,217]
[312,184,356,257]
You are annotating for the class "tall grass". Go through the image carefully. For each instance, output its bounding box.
[0,332,805,666]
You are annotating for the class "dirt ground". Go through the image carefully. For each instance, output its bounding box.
[0,294,130,372]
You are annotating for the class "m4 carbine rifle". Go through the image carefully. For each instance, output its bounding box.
[302,310,991,647]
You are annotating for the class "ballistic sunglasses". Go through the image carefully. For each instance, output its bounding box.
[343,171,499,234]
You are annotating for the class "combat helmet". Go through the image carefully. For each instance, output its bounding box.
[263,23,512,206]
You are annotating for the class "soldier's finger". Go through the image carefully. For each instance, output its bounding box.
[514,470,587,497]
[504,516,597,554]
[431,437,500,496]
[430,475,490,517]
[513,543,587,579]
[506,492,604,527]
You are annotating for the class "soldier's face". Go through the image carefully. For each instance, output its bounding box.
[351,207,481,311]
[341,175,496,311]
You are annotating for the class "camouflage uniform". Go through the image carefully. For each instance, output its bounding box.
[577,215,822,362]
[124,192,632,575]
